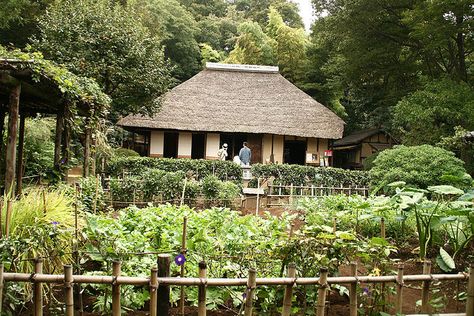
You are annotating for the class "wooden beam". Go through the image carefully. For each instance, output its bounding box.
[15,114,25,195]
[4,83,20,196]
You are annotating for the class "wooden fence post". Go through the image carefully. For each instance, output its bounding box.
[112,261,121,316]
[0,263,4,315]
[395,263,404,314]
[421,260,431,313]
[281,263,296,316]
[180,217,188,315]
[34,258,43,316]
[289,183,294,205]
[244,268,257,316]
[349,262,357,316]
[157,254,171,316]
[64,265,74,316]
[332,217,337,233]
[315,267,328,316]
[150,267,158,316]
[380,217,386,239]
[467,265,474,316]
[198,261,207,316]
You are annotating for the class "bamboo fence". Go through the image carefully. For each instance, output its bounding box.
[0,260,472,316]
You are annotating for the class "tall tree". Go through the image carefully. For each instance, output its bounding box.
[33,0,174,119]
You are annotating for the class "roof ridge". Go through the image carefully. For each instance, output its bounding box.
[205,62,279,74]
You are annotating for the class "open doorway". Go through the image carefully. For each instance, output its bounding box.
[220,133,247,160]
[284,140,306,165]
[163,132,178,158]
[191,133,205,159]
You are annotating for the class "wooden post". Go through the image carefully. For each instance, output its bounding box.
[112,261,121,315]
[198,261,207,316]
[64,265,74,316]
[15,114,25,196]
[157,254,171,316]
[289,183,294,205]
[4,83,20,196]
[332,217,337,233]
[281,263,296,316]
[5,199,12,238]
[179,217,188,315]
[0,200,3,239]
[466,265,474,316]
[83,125,91,177]
[54,111,64,171]
[150,267,158,316]
[0,263,4,315]
[256,178,260,216]
[421,260,431,313]
[34,258,43,316]
[395,263,404,314]
[349,262,357,316]
[315,267,328,316]
[380,217,386,239]
[244,268,257,316]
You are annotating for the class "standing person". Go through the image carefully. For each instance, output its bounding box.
[239,142,251,166]
[217,143,228,161]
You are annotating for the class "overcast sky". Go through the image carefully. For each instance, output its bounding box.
[294,0,315,32]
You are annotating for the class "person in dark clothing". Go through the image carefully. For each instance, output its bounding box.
[239,142,251,166]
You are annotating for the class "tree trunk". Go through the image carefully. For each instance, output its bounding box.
[4,84,21,196]
[455,15,467,82]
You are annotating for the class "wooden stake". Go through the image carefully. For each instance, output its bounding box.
[198,261,207,316]
[467,265,474,316]
[395,263,404,314]
[0,200,3,238]
[349,262,357,316]
[244,268,257,316]
[0,263,4,315]
[83,125,91,177]
[380,217,386,239]
[157,254,171,316]
[332,217,337,233]
[34,258,43,316]
[281,263,296,316]
[4,83,20,197]
[180,217,188,315]
[421,260,431,313]
[256,178,260,216]
[15,114,25,196]
[64,265,74,316]
[315,267,328,316]
[112,261,121,315]
[289,183,294,205]
[5,199,12,238]
[150,267,158,316]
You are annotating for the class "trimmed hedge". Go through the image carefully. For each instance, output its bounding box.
[106,157,242,181]
[250,164,370,187]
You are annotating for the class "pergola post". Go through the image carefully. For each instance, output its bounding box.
[15,114,26,195]
[54,110,64,171]
[83,124,91,177]
[61,107,71,168]
[0,109,5,184]
[4,83,21,196]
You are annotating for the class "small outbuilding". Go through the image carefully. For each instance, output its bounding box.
[332,128,397,169]
[118,63,344,165]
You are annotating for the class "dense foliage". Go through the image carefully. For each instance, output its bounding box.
[107,157,242,181]
[251,163,370,187]
[370,145,472,189]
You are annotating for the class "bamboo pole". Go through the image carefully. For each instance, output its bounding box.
[244,269,257,316]
[157,254,171,316]
[281,263,296,316]
[421,260,431,313]
[64,265,74,316]
[0,263,4,315]
[256,178,260,216]
[34,259,43,316]
[467,265,474,316]
[395,263,404,314]
[198,261,207,316]
[180,217,188,315]
[315,267,328,316]
[0,200,3,238]
[380,217,386,239]
[112,261,121,315]
[150,267,158,316]
[349,262,357,316]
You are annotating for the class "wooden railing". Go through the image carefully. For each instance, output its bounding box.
[1,259,472,316]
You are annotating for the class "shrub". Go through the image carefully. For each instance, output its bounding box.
[80,176,107,212]
[106,157,242,181]
[112,147,140,158]
[202,175,221,200]
[370,145,471,189]
[250,164,370,187]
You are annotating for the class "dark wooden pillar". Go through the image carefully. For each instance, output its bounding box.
[54,110,64,171]
[0,109,6,185]
[61,108,71,165]
[83,125,91,177]
[15,114,26,195]
[4,84,21,195]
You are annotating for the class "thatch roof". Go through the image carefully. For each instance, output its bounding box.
[118,63,344,139]
[333,128,391,147]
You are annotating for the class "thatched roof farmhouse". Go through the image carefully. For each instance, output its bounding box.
[118,63,344,165]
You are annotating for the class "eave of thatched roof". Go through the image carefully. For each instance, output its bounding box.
[118,63,344,139]
[333,128,396,147]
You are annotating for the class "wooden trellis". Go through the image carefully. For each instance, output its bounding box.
[0,260,472,316]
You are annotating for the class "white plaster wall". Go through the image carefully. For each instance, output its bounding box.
[150,130,164,157]
[178,132,192,158]
[206,133,220,159]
